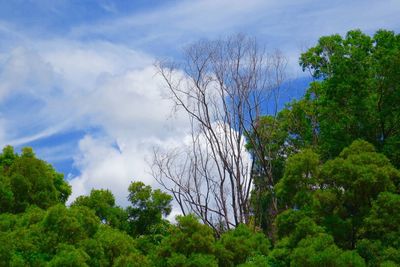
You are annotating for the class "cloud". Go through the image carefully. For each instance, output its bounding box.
[0,47,56,101]
[100,1,400,36]
[68,0,285,54]
[66,65,189,205]
[69,135,149,206]
[0,37,188,206]
[84,66,186,138]
[66,0,400,77]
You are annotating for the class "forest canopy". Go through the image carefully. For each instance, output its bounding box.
[0,29,399,266]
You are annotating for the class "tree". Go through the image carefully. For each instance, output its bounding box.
[155,215,218,267]
[0,146,155,266]
[290,234,366,267]
[275,149,320,210]
[72,189,128,231]
[0,145,17,169]
[127,181,172,237]
[246,113,291,235]
[41,205,99,253]
[297,29,400,166]
[92,225,139,266]
[48,245,90,267]
[316,140,399,249]
[0,146,71,213]
[216,224,270,266]
[153,34,287,231]
[360,192,400,249]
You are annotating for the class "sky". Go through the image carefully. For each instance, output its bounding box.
[0,0,399,206]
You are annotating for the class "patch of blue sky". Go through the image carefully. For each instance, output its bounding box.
[13,131,82,179]
[275,76,312,111]
[0,95,46,136]
[13,126,105,179]
[0,1,175,36]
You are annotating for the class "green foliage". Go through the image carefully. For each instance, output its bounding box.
[317,140,399,248]
[41,205,99,252]
[298,29,400,166]
[48,244,90,267]
[216,224,270,266]
[247,114,294,232]
[92,225,138,266]
[275,149,320,209]
[360,192,400,248]
[72,189,128,231]
[238,255,270,267]
[0,194,149,267]
[0,146,17,168]
[268,139,400,266]
[155,214,218,267]
[0,174,14,213]
[113,252,152,267]
[275,210,324,247]
[290,234,365,267]
[127,181,172,236]
[0,146,71,213]
[356,239,400,267]
[247,29,399,234]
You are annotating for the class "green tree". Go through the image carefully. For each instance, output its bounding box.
[275,149,320,210]
[92,225,140,266]
[355,192,400,266]
[113,252,152,267]
[72,189,128,231]
[290,234,365,267]
[246,114,290,235]
[216,224,270,266]
[273,140,399,250]
[316,140,399,249]
[361,192,400,247]
[155,215,217,267]
[48,244,90,267]
[127,181,172,236]
[0,174,14,213]
[298,29,400,166]
[0,146,17,170]
[0,146,71,213]
[40,205,99,254]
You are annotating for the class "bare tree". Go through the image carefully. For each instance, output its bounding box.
[152,34,287,232]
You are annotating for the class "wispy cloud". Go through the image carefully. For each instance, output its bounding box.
[67,0,400,74]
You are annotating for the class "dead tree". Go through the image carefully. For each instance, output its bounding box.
[152,34,287,232]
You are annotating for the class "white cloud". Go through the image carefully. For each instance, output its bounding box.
[69,135,146,206]
[0,37,189,207]
[66,66,189,205]
[0,47,56,101]
[64,0,400,79]
[85,66,185,138]
[39,40,153,90]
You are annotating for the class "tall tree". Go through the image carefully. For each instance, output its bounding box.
[152,34,287,231]
[298,29,400,165]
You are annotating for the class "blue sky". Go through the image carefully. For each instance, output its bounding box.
[0,0,399,205]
